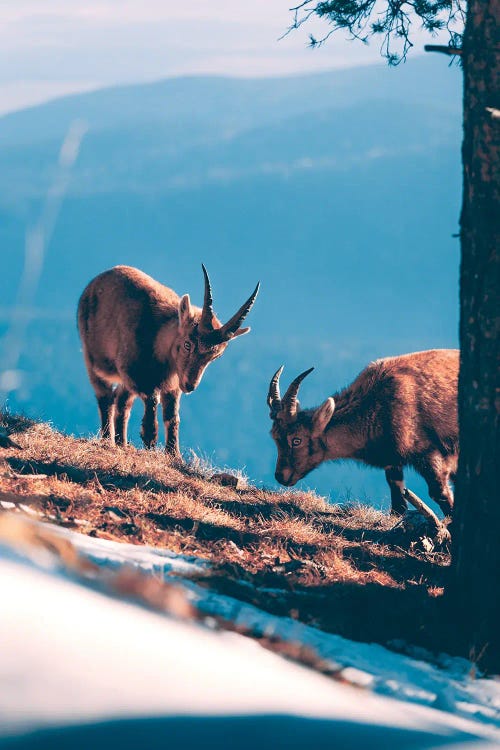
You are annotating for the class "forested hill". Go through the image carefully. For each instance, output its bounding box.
[0,57,462,503]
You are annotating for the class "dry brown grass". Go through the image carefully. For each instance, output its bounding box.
[0,412,453,651]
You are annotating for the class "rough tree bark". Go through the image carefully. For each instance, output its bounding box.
[450,0,500,673]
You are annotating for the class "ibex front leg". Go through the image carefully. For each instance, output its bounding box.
[140,392,159,449]
[161,390,181,458]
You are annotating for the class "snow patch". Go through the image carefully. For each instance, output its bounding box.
[46,523,500,733]
[1,519,499,746]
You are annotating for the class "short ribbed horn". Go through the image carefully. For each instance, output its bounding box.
[267,366,284,417]
[282,367,314,416]
[199,263,215,333]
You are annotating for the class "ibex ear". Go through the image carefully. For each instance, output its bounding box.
[229,326,250,340]
[311,398,335,438]
[178,294,192,327]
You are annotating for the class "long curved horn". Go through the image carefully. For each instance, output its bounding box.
[216,281,260,342]
[267,365,284,416]
[199,263,215,333]
[282,367,314,416]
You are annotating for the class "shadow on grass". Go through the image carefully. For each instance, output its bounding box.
[6,456,177,494]
[0,412,37,436]
[338,542,448,586]
[194,561,449,649]
[145,510,262,547]
[214,497,325,522]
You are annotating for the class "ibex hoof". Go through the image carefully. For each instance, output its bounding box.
[165,446,182,460]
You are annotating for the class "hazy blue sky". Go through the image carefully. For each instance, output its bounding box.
[0,1,444,115]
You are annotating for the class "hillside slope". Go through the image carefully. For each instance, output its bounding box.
[0,412,451,648]
[2,414,500,744]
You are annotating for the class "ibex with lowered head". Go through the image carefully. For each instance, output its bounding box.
[268,349,458,515]
[78,264,259,456]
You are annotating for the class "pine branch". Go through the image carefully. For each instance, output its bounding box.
[424,44,463,55]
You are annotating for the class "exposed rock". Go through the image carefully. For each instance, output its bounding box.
[385,510,451,552]
[210,472,243,489]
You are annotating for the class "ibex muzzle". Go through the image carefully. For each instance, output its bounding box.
[78,264,259,456]
[268,350,459,515]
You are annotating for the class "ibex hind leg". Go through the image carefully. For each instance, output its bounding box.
[140,393,159,449]
[114,386,136,446]
[161,390,181,458]
[89,372,116,444]
[385,465,408,516]
[417,453,454,517]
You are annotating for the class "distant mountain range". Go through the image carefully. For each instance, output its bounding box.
[0,57,462,506]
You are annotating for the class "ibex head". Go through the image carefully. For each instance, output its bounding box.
[175,264,259,394]
[267,366,335,486]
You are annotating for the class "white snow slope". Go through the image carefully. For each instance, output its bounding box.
[0,518,499,750]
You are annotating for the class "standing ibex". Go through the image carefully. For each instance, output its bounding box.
[78,264,259,456]
[268,349,458,515]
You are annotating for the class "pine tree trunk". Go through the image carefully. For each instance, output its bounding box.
[450,0,500,673]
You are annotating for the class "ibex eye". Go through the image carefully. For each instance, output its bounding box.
[292,437,302,447]
[184,341,192,351]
